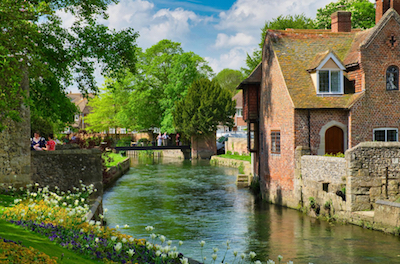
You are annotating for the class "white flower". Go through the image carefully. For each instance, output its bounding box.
[89,220,95,226]
[159,235,166,243]
[240,253,246,259]
[127,249,135,257]
[115,225,120,229]
[255,261,262,264]
[278,255,283,261]
[145,226,154,231]
[213,247,219,253]
[167,240,172,246]
[161,253,167,259]
[233,250,238,257]
[114,242,122,251]
[122,238,127,243]
[104,208,108,213]
[249,251,257,259]
[200,240,205,247]
[212,254,218,261]
[150,233,156,239]
[156,250,162,256]
[226,240,231,246]
[111,236,117,242]
[129,237,134,243]
[95,238,99,243]
[267,260,275,264]
[179,241,183,246]
[96,221,101,226]
[287,261,294,264]
[180,257,189,264]
[124,224,129,228]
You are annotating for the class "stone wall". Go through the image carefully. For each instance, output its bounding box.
[210,156,252,175]
[31,148,103,198]
[103,158,130,190]
[191,133,216,159]
[0,74,31,187]
[225,138,248,155]
[346,142,400,211]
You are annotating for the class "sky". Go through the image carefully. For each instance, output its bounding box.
[62,0,376,92]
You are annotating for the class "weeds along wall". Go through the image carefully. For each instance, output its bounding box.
[31,148,103,198]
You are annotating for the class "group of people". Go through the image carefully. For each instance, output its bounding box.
[30,132,56,151]
[156,132,181,146]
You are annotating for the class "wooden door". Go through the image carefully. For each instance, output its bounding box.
[325,126,344,155]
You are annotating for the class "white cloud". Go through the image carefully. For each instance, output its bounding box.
[214,33,256,49]
[205,47,254,74]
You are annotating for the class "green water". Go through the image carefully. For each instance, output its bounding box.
[103,157,400,264]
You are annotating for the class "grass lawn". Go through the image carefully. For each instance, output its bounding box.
[218,154,251,162]
[0,218,102,264]
[103,152,127,167]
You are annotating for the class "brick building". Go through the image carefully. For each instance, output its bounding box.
[232,91,247,131]
[239,3,400,207]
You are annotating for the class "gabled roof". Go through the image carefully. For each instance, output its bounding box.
[308,50,346,72]
[268,29,363,109]
[233,90,243,108]
[66,93,94,113]
[237,62,262,89]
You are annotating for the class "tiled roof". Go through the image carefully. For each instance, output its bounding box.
[268,29,366,109]
[66,93,93,113]
[233,90,243,108]
[237,62,262,89]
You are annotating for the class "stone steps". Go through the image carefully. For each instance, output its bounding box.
[236,174,250,187]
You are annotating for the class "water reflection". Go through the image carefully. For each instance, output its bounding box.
[103,157,400,264]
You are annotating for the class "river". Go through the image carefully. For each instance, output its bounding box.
[103,157,400,264]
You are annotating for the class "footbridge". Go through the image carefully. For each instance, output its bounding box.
[115,145,191,159]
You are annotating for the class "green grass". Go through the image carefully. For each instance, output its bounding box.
[103,152,127,167]
[218,154,251,162]
[0,218,102,264]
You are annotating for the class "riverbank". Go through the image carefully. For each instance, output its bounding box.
[210,155,251,175]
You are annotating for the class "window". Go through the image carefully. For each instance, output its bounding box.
[373,128,398,142]
[236,108,243,117]
[74,114,79,121]
[109,128,116,134]
[318,70,342,94]
[271,131,281,154]
[120,128,126,134]
[386,65,399,91]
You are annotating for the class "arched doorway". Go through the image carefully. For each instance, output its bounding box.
[325,126,344,155]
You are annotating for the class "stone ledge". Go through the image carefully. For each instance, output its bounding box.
[376,199,400,208]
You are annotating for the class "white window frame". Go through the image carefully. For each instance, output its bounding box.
[373,128,398,142]
[109,128,116,134]
[316,53,345,95]
[74,114,79,122]
[120,128,126,134]
[236,108,243,117]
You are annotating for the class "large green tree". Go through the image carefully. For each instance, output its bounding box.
[173,78,236,137]
[105,40,213,133]
[242,14,314,75]
[213,69,245,96]
[315,0,375,29]
[0,0,138,131]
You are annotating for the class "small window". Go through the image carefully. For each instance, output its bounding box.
[386,65,399,91]
[373,128,398,142]
[271,131,281,154]
[236,108,243,117]
[74,114,79,121]
[318,70,343,94]
[109,128,116,134]
[120,128,126,134]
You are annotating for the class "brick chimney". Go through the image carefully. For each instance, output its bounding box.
[331,11,352,32]
[376,0,400,24]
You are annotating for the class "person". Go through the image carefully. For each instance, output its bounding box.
[62,134,70,144]
[31,131,46,151]
[43,134,56,151]
[176,133,180,146]
[162,132,170,146]
[71,133,77,143]
[157,132,162,147]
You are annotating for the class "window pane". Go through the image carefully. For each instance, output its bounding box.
[331,71,340,92]
[387,130,397,141]
[374,130,385,141]
[271,131,281,154]
[319,71,329,92]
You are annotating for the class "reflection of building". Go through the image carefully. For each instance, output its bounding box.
[66,92,93,130]
[239,4,400,207]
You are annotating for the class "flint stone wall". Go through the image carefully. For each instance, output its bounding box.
[31,148,103,198]
[346,142,400,211]
[299,154,347,212]
[225,138,249,155]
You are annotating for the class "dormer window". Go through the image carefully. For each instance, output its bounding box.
[318,70,342,93]
[309,51,345,95]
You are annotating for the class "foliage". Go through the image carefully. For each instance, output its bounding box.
[324,152,345,157]
[309,197,316,209]
[0,238,58,264]
[218,154,251,163]
[238,163,245,174]
[102,152,126,168]
[0,0,138,132]
[242,14,314,75]
[116,138,132,147]
[213,69,245,96]
[315,0,375,29]
[173,78,236,137]
[101,40,214,133]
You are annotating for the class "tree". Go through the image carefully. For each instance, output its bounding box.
[315,0,375,29]
[173,78,236,137]
[242,14,314,75]
[109,40,213,133]
[213,69,246,96]
[0,0,138,132]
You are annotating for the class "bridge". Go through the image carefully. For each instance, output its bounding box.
[114,145,190,151]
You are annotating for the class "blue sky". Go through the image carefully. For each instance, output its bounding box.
[61,0,375,91]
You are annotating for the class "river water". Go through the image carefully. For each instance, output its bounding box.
[103,157,400,264]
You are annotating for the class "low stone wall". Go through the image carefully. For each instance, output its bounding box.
[210,156,251,175]
[225,138,248,155]
[299,155,347,214]
[31,148,103,198]
[103,158,130,190]
[374,200,400,230]
[126,149,190,159]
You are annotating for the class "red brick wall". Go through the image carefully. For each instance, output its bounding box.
[259,37,297,207]
[350,17,400,147]
[331,11,351,33]
[235,116,246,127]
[243,85,259,121]
[347,68,364,93]
[295,110,348,155]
